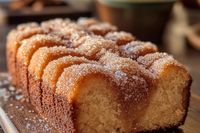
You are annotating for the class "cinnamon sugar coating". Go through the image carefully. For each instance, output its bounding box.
[43,56,96,88]
[6,25,46,85]
[105,31,135,45]
[41,18,71,32]
[28,46,84,113]
[88,23,117,36]
[42,56,95,128]
[16,34,71,99]
[6,18,192,133]
[137,52,168,69]
[16,22,39,30]
[77,17,99,27]
[120,41,158,60]
[76,35,119,59]
[55,63,153,132]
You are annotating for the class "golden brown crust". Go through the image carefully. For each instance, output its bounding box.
[16,35,70,98]
[55,64,110,133]
[28,46,83,112]
[6,25,45,85]
[6,18,192,133]
[42,56,95,129]
[6,19,147,88]
[137,54,192,132]
[151,56,192,108]
[7,19,89,87]
[54,63,155,132]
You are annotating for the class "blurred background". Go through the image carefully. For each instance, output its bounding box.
[0,0,199,96]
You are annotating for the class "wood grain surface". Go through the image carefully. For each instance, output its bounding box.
[0,73,200,133]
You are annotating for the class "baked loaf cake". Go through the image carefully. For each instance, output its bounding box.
[6,18,192,133]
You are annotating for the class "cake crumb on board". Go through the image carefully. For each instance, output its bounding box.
[0,73,57,133]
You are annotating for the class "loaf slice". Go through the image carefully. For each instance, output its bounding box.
[100,52,191,132]
[134,53,192,132]
[42,56,95,127]
[54,64,150,133]
[120,41,158,60]
[16,35,70,98]
[28,46,82,111]
[6,23,45,85]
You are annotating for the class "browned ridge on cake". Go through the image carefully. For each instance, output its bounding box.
[6,18,192,133]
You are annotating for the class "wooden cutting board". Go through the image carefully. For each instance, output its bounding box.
[0,73,57,133]
[0,73,200,133]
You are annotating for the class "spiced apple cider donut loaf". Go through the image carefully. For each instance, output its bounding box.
[6,18,192,133]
